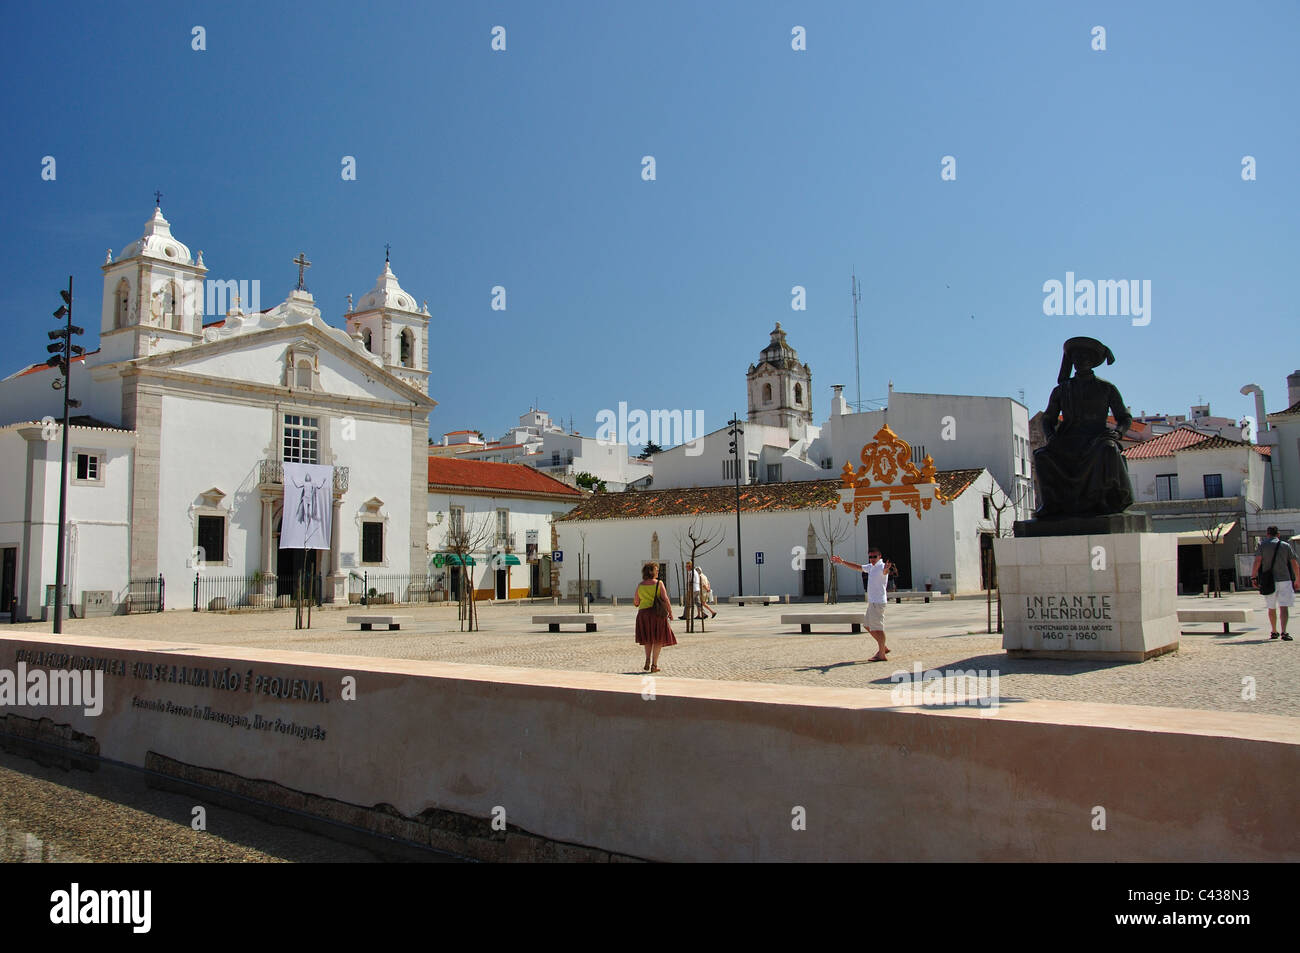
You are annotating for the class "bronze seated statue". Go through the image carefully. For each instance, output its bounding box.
[1033,337,1136,519]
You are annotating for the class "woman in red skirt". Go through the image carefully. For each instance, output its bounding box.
[634,563,677,673]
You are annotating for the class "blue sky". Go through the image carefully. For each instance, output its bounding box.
[4,0,1297,446]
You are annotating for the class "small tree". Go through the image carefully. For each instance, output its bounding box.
[445,510,495,632]
[675,517,724,633]
[984,483,1029,633]
[813,511,852,604]
[575,472,607,493]
[1195,505,1236,598]
[637,442,664,460]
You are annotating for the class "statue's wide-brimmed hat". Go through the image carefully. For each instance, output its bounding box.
[1063,336,1115,368]
[1059,336,1116,382]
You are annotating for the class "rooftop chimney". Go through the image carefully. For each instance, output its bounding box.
[1288,369,1300,409]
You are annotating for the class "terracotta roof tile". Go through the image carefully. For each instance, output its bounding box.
[427,457,582,497]
[559,470,985,522]
[1122,426,1216,460]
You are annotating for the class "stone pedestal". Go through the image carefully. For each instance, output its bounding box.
[994,532,1178,662]
[327,573,348,605]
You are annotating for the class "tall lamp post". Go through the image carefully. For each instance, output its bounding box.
[727,413,744,597]
[49,276,84,634]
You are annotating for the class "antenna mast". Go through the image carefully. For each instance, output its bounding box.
[852,270,862,412]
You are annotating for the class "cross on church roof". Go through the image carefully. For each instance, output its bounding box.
[293,252,312,291]
[385,243,391,263]
[154,190,163,207]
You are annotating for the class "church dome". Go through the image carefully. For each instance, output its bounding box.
[757,322,799,366]
[118,207,194,264]
[353,260,419,313]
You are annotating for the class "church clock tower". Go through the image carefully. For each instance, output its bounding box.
[746,322,813,441]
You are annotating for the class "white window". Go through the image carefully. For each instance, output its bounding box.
[74,452,102,484]
[1156,473,1178,501]
[283,415,320,464]
[449,505,464,537]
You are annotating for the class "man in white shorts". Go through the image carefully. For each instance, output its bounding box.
[831,548,894,661]
[1252,526,1299,641]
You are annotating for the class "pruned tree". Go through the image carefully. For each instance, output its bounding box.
[1195,504,1236,599]
[445,509,495,632]
[984,482,1029,633]
[813,511,852,604]
[576,529,589,612]
[674,517,724,633]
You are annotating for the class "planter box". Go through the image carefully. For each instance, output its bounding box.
[348,593,363,604]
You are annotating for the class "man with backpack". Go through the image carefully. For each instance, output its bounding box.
[1252,526,1299,641]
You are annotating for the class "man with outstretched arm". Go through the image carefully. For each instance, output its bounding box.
[831,549,894,661]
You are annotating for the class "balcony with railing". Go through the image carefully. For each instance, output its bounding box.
[259,459,350,495]
[495,531,516,552]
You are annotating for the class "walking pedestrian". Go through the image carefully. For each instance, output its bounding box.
[681,561,707,620]
[697,566,718,619]
[634,562,677,672]
[831,549,894,661]
[1252,526,1299,641]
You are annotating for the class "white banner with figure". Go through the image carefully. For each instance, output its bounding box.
[280,463,333,550]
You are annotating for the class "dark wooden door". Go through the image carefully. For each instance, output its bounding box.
[803,558,825,597]
[866,513,912,590]
[1,548,16,615]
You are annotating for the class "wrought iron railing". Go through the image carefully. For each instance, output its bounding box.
[347,572,450,605]
[125,575,165,613]
[259,458,349,494]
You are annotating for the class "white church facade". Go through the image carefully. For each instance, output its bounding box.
[0,206,434,619]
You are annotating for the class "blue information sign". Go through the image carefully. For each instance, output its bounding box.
[755,552,764,565]
[553,550,563,563]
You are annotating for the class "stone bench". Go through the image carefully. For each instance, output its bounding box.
[727,595,780,606]
[781,613,863,634]
[532,614,609,633]
[347,615,411,631]
[891,591,936,604]
[1176,608,1254,634]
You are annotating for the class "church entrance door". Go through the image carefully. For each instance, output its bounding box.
[1,548,16,617]
[866,513,912,590]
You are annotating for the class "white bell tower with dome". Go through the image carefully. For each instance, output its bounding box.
[99,200,207,363]
[344,251,430,394]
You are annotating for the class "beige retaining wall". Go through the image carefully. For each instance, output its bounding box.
[1,634,1296,862]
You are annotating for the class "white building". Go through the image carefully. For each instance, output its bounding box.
[1122,426,1272,592]
[556,466,1008,600]
[0,206,435,618]
[426,457,583,599]
[433,409,653,491]
[652,323,1032,522]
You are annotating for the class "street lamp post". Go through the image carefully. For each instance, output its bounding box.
[48,276,84,634]
[728,413,744,597]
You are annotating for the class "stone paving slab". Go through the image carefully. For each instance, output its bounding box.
[8,593,1297,717]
